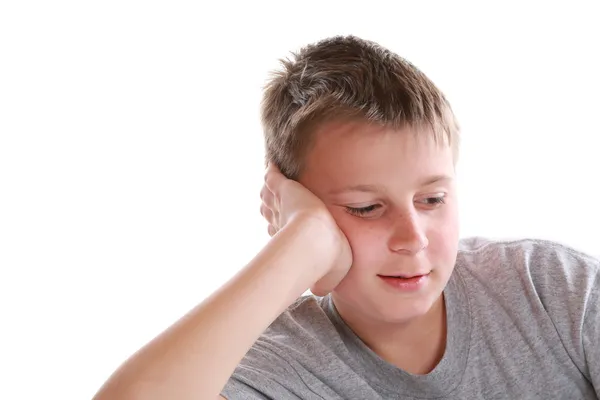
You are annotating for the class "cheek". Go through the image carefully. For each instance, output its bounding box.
[334,216,389,269]
[426,208,460,258]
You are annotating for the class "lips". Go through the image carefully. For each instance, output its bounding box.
[378,273,430,291]
[378,273,429,279]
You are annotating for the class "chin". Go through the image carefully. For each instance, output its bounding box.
[375,296,438,323]
[336,287,438,324]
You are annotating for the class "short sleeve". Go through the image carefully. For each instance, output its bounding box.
[521,242,599,382]
[583,269,600,394]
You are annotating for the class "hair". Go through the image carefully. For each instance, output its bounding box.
[261,35,460,180]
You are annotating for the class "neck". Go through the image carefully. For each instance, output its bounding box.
[332,294,447,375]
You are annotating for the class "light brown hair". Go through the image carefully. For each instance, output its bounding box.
[261,35,460,180]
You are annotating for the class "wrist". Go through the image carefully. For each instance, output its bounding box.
[285,212,343,278]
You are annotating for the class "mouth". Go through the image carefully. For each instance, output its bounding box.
[377,272,430,279]
[377,272,431,291]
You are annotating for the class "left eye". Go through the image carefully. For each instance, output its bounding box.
[419,196,446,206]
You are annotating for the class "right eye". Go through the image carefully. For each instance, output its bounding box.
[345,204,382,217]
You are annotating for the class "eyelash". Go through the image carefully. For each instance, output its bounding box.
[345,196,446,217]
[421,196,446,206]
[345,204,381,216]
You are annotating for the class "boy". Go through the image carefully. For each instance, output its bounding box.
[93,35,599,399]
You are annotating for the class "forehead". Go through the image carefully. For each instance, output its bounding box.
[299,120,454,190]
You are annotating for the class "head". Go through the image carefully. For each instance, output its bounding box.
[261,35,460,324]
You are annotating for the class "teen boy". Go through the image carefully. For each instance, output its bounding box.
[94,35,599,400]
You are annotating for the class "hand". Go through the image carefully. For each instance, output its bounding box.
[259,163,352,296]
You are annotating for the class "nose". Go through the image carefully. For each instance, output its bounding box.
[387,211,428,255]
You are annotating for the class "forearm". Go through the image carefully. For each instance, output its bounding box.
[93,215,337,400]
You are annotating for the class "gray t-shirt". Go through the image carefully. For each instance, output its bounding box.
[221,237,600,399]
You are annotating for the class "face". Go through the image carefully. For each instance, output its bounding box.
[299,119,460,325]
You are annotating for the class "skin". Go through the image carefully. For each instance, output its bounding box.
[92,118,459,400]
[299,119,460,374]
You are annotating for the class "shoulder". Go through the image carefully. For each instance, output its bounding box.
[455,237,600,381]
[456,236,599,279]
[451,237,600,389]
[455,236,599,321]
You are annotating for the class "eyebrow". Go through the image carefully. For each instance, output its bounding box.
[328,175,453,195]
[419,174,454,186]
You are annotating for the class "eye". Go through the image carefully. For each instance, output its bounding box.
[417,195,446,207]
[345,204,382,217]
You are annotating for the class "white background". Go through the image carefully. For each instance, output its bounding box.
[1,1,599,398]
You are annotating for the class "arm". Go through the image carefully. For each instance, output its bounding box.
[93,215,342,400]
[93,165,352,400]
